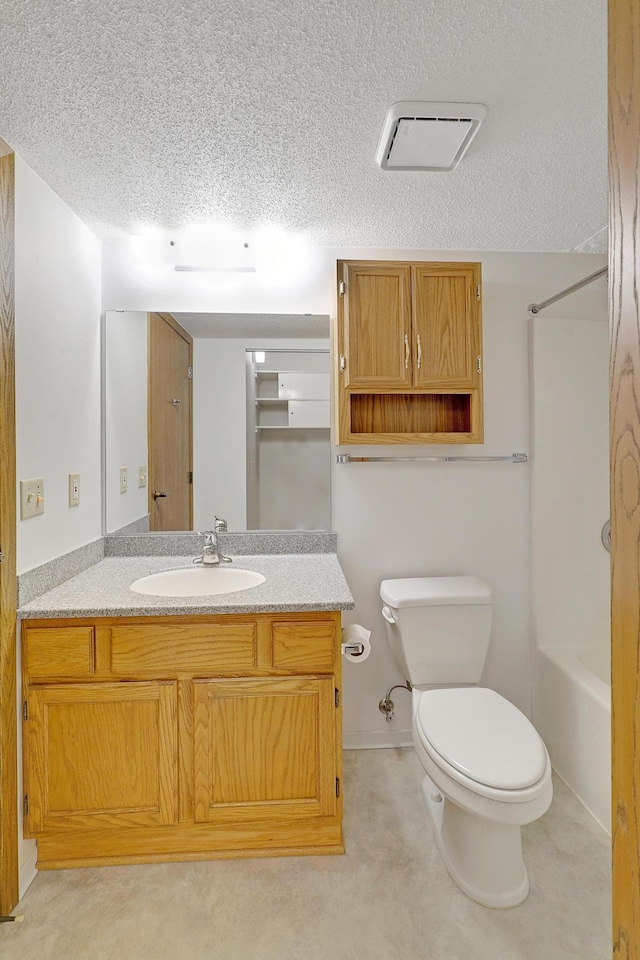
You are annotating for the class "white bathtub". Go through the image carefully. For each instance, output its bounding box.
[535,646,611,834]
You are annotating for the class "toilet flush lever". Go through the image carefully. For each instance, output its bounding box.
[381,606,396,624]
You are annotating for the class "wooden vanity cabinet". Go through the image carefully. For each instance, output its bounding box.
[21,611,343,869]
[336,260,483,443]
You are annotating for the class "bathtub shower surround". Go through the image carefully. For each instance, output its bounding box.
[536,647,610,832]
[531,315,610,832]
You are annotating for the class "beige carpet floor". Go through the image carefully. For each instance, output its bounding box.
[1,748,611,960]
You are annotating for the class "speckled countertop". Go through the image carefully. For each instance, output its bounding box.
[18,554,355,619]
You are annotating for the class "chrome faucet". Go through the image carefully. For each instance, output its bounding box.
[194,525,232,566]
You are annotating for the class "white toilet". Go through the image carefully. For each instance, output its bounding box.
[380,576,552,908]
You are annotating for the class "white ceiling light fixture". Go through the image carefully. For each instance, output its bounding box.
[376,101,487,172]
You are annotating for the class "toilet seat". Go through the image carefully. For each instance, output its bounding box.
[415,687,549,801]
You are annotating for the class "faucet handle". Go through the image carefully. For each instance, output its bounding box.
[214,516,227,534]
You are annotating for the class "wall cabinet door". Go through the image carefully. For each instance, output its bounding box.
[193,677,337,824]
[411,263,481,389]
[341,263,413,389]
[25,681,178,835]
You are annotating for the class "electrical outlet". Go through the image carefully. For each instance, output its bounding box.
[138,466,147,488]
[20,478,44,519]
[69,473,80,507]
[120,467,128,494]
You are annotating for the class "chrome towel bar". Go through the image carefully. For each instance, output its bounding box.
[336,453,527,464]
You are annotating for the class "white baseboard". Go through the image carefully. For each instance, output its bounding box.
[343,729,413,750]
[19,846,38,900]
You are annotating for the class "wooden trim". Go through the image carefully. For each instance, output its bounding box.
[35,823,345,868]
[0,150,17,914]
[610,2,640,956]
[22,612,342,682]
[21,611,340,631]
[177,679,193,822]
[154,311,193,347]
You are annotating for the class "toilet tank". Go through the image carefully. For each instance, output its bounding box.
[380,577,493,686]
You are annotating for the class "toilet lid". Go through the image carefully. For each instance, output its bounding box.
[416,688,547,790]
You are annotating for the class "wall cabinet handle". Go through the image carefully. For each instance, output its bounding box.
[404,334,410,369]
[416,334,422,370]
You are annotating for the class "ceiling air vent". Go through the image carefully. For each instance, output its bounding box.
[376,101,487,172]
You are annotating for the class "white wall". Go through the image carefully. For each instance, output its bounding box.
[14,153,102,890]
[103,244,607,742]
[530,316,610,672]
[15,155,102,572]
[104,310,148,533]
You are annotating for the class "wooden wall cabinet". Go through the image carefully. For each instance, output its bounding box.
[336,260,483,443]
[21,611,343,869]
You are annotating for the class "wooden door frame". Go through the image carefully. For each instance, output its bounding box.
[0,143,18,913]
[610,3,640,955]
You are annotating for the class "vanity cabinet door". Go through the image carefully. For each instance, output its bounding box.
[193,677,338,825]
[24,681,178,836]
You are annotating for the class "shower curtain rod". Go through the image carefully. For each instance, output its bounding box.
[527,266,608,317]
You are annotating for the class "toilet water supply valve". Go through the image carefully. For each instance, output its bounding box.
[378,604,412,720]
[379,681,412,722]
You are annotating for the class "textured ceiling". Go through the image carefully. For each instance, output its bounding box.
[174,313,329,339]
[1,0,607,251]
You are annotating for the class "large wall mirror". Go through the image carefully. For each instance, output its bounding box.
[103,311,331,534]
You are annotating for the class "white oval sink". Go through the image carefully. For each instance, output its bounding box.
[130,567,266,598]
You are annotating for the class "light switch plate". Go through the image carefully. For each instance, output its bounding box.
[138,466,147,488]
[69,473,80,507]
[20,478,44,519]
[120,467,128,494]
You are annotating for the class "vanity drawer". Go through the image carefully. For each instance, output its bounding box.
[271,621,336,672]
[110,622,258,676]
[24,626,96,680]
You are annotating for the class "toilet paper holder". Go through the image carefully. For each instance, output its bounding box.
[341,641,365,657]
[341,624,372,662]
